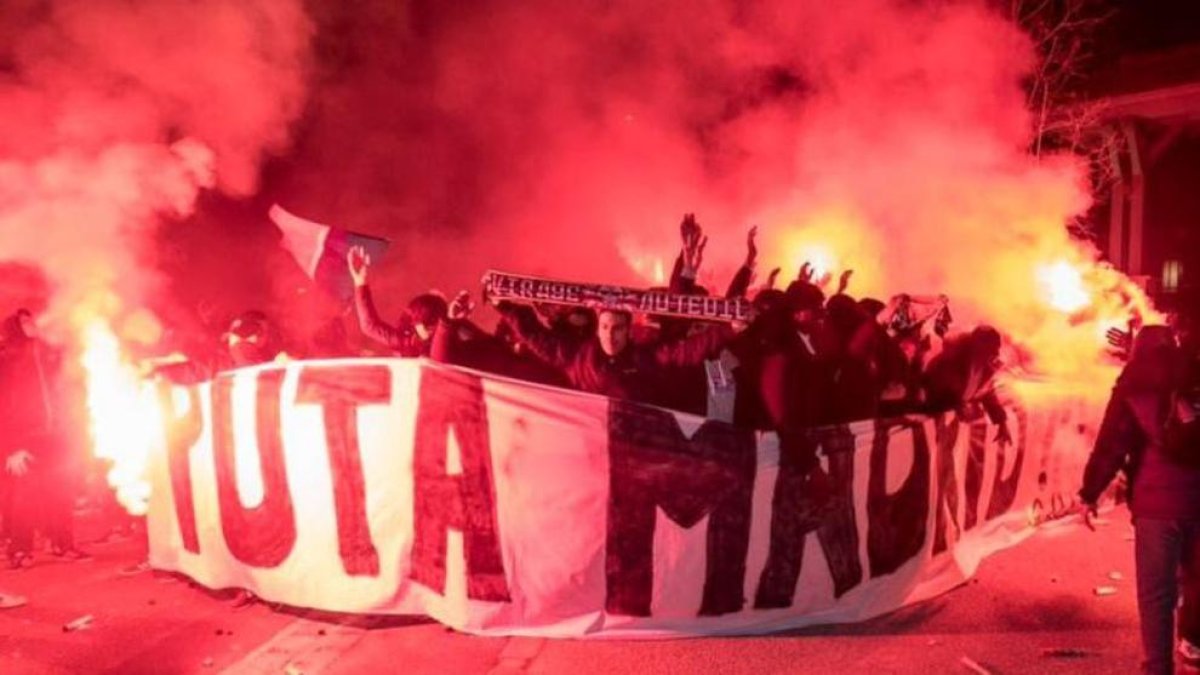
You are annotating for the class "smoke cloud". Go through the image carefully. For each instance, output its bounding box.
[0,0,1148,381]
[272,0,1140,377]
[0,0,313,339]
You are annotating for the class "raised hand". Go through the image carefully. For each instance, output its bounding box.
[744,226,758,269]
[448,290,474,320]
[347,245,371,287]
[766,267,781,289]
[679,213,700,246]
[682,230,708,277]
[798,262,814,283]
[1075,500,1098,531]
[837,269,853,295]
[1105,326,1132,358]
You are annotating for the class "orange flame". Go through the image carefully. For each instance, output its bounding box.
[618,240,670,287]
[1037,260,1090,314]
[81,319,163,516]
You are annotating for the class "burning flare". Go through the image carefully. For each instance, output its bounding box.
[81,319,163,516]
[1037,260,1091,314]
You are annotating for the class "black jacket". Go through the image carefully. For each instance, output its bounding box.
[0,326,62,456]
[500,304,731,407]
[1080,326,1200,519]
[354,285,428,357]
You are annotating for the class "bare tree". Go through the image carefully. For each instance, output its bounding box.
[1007,0,1120,191]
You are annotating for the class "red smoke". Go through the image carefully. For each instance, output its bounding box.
[0,0,1155,386]
[277,0,1148,383]
[0,0,312,341]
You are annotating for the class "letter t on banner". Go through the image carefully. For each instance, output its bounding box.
[296,364,391,576]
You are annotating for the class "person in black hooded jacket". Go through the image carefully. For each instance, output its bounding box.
[347,245,446,357]
[1079,325,1200,674]
[0,309,87,568]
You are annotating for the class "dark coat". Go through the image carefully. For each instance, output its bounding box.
[1080,326,1200,519]
[430,317,567,387]
[824,295,882,423]
[354,285,428,357]
[731,310,833,429]
[499,304,732,408]
[922,335,1006,425]
[0,322,62,458]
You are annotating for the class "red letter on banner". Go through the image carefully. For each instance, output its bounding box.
[410,366,510,602]
[295,364,390,576]
[212,369,297,568]
[159,383,203,554]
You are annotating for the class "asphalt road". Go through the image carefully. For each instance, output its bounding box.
[0,511,1170,674]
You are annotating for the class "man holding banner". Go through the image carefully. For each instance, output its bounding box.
[493,299,737,408]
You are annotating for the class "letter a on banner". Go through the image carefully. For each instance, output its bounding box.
[411,367,510,602]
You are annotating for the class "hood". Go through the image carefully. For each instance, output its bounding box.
[1117,325,1182,393]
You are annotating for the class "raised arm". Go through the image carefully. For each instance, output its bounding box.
[430,291,481,364]
[670,213,706,294]
[495,302,578,371]
[348,245,409,350]
[725,225,757,299]
[652,322,734,368]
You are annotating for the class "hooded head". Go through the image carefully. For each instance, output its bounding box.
[405,292,448,341]
[858,297,886,319]
[1118,325,1181,392]
[225,310,276,367]
[825,293,866,343]
[785,281,825,329]
[2,308,35,345]
[968,325,1003,368]
[740,289,796,351]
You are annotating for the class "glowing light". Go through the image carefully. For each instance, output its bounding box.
[795,243,838,281]
[616,236,670,286]
[81,320,162,516]
[1037,260,1091,314]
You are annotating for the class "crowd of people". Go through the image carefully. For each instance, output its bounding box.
[345,215,1011,445]
[4,214,1200,671]
[0,215,1012,576]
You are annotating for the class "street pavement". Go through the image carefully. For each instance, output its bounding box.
[0,510,1176,674]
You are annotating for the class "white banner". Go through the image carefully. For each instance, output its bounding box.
[146,358,1103,637]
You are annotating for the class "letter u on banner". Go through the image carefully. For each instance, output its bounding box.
[211,370,297,568]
